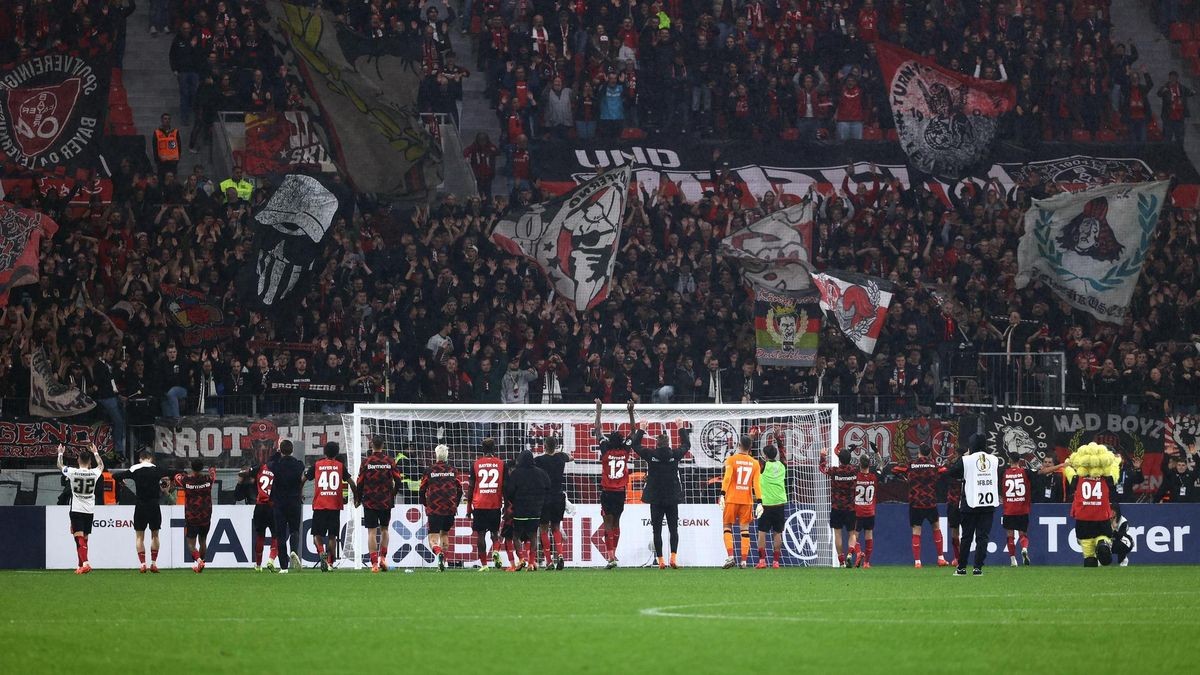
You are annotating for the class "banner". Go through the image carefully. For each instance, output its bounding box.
[1017,181,1169,322]
[753,286,819,367]
[267,3,441,200]
[29,347,94,417]
[236,174,339,312]
[0,201,58,306]
[0,418,112,459]
[811,271,894,354]
[161,284,232,347]
[154,413,344,467]
[1165,414,1200,458]
[492,166,630,311]
[720,201,814,291]
[0,46,112,171]
[243,110,335,176]
[876,41,1014,178]
[839,417,959,502]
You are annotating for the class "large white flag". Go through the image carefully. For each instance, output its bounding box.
[1016,181,1168,323]
[491,166,630,310]
[720,201,814,291]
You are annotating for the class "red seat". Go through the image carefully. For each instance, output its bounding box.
[1183,41,1200,59]
[110,123,138,136]
[1071,129,1092,142]
[619,127,646,140]
[1170,22,1192,42]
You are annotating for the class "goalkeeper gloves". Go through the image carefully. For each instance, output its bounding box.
[754,502,764,519]
[717,494,725,509]
[565,496,577,516]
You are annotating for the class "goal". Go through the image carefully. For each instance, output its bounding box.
[339,404,838,568]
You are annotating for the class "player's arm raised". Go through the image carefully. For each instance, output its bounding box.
[92,443,104,473]
[673,420,691,460]
[56,443,66,471]
[592,399,604,441]
[627,400,645,448]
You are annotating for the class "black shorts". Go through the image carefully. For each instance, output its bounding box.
[947,502,962,528]
[253,504,274,534]
[472,509,501,533]
[362,507,391,529]
[427,513,454,533]
[758,504,786,533]
[830,508,857,530]
[1075,519,1112,541]
[540,493,566,524]
[600,490,626,518]
[855,516,876,531]
[312,509,340,538]
[133,503,162,531]
[909,506,939,527]
[513,517,540,540]
[69,511,94,535]
[500,520,514,540]
[1002,514,1030,532]
[185,522,210,538]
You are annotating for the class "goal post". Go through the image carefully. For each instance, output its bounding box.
[340,403,838,569]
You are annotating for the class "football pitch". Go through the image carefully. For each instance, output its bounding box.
[3,566,1196,674]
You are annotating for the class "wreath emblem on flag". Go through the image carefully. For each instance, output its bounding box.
[1033,193,1159,292]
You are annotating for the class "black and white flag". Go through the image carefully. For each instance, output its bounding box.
[30,347,94,417]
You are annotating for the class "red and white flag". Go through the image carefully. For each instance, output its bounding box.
[876,42,1015,178]
[811,270,894,354]
[720,201,814,291]
[0,201,58,307]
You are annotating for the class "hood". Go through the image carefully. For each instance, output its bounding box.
[517,449,535,467]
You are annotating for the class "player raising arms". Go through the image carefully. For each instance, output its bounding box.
[306,442,356,572]
[633,417,690,569]
[820,446,858,567]
[892,444,949,568]
[1001,452,1034,567]
[174,460,217,573]
[505,449,550,571]
[59,443,103,574]
[720,435,762,568]
[596,399,638,568]
[356,436,405,573]
[755,444,787,569]
[112,448,167,573]
[247,460,279,571]
[851,444,883,569]
[535,436,572,570]
[467,438,505,570]
[420,444,463,571]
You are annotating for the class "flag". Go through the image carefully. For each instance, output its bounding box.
[237,174,340,312]
[720,201,814,291]
[1016,181,1169,323]
[0,44,113,172]
[491,166,631,311]
[0,201,59,306]
[243,110,335,176]
[267,2,441,200]
[30,347,94,417]
[754,285,820,367]
[811,271,895,354]
[162,284,233,347]
[876,41,1015,178]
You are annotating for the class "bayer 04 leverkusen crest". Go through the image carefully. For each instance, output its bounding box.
[875,41,1014,179]
[0,46,112,172]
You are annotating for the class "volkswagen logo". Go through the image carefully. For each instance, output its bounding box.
[782,509,819,561]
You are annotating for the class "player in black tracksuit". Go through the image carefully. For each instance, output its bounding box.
[946,434,999,575]
[535,438,572,570]
[634,423,691,568]
[268,440,306,572]
[504,449,550,570]
[112,449,167,571]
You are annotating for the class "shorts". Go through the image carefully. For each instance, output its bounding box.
[757,504,786,533]
[947,502,962,529]
[1075,519,1112,541]
[830,508,857,530]
[253,504,274,534]
[472,509,501,533]
[540,493,566,524]
[362,507,391,529]
[1002,514,1030,532]
[312,509,340,538]
[513,517,540,540]
[427,513,454,533]
[133,503,162,531]
[185,522,210,538]
[722,502,753,527]
[856,516,876,531]
[69,511,94,535]
[600,490,626,518]
[909,506,938,528]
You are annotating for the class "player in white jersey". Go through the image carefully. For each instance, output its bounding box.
[58,443,104,574]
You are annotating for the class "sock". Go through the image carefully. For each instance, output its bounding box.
[254,536,264,566]
[838,554,845,564]
[552,529,563,558]
[951,536,960,560]
[657,556,665,566]
[613,528,621,552]
[137,551,146,564]
[370,551,379,566]
[1019,534,1029,551]
[432,545,442,556]
[757,546,765,561]
[192,548,200,562]
[74,537,85,566]
[933,530,945,559]
[864,539,874,563]
[315,540,325,557]
[504,539,515,564]
[912,534,921,562]
[604,529,613,558]
[270,541,279,560]
[670,552,678,566]
[540,531,552,564]
[79,539,89,565]
[379,544,387,563]
[151,547,159,562]
[740,532,750,561]
[525,541,535,565]
[723,530,734,556]
[772,547,780,564]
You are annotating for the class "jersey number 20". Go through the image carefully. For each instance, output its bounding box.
[854,484,874,504]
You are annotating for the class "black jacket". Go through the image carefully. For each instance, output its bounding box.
[268,453,306,505]
[634,429,690,505]
[111,462,164,506]
[504,450,550,519]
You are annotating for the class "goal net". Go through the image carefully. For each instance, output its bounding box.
[340,404,837,569]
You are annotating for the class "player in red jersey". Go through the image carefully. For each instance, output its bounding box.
[819,446,859,567]
[595,399,638,569]
[355,436,404,572]
[467,438,505,570]
[851,449,882,568]
[420,444,463,571]
[1001,453,1034,567]
[892,444,949,568]
[247,461,280,571]
[175,460,216,573]
[306,442,355,572]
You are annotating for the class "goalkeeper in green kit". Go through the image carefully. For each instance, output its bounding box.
[755,444,788,568]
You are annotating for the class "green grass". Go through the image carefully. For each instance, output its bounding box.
[3,566,1197,674]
